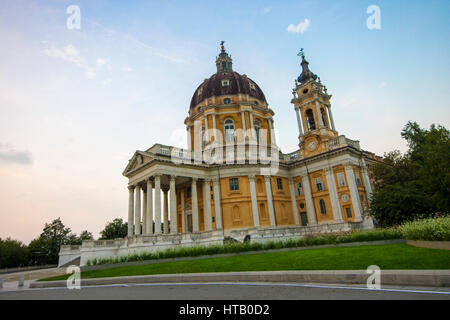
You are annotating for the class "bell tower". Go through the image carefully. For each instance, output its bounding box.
[291,49,338,158]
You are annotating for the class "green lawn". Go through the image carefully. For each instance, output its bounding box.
[40,244,450,281]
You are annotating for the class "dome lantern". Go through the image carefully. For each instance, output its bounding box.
[216,41,233,73]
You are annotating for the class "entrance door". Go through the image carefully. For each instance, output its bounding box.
[300,212,308,226]
[187,214,193,233]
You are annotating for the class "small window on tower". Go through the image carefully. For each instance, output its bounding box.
[303,89,309,94]
[277,178,283,190]
[197,87,203,96]
[249,82,256,90]
[222,80,230,86]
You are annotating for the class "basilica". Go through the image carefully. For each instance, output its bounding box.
[59,44,378,267]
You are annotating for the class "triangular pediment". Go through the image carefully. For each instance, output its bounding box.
[123,151,155,176]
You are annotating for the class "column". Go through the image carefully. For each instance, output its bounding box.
[142,188,147,234]
[315,99,325,128]
[249,111,255,139]
[288,178,300,225]
[324,167,343,222]
[154,175,162,234]
[345,164,363,221]
[163,189,169,234]
[204,115,209,142]
[361,160,373,203]
[181,189,186,233]
[169,176,177,234]
[127,186,135,237]
[212,178,222,229]
[295,107,303,136]
[327,105,336,131]
[302,174,317,225]
[264,176,276,227]
[212,113,217,143]
[202,179,212,231]
[146,178,153,234]
[134,185,141,235]
[187,125,192,151]
[191,178,199,232]
[269,118,277,146]
[249,175,260,227]
[241,111,247,132]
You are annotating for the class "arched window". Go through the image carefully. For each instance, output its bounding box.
[321,108,328,128]
[224,119,235,143]
[319,199,327,214]
[306,109,316,130]
[254,120,261,142]
[224,98,231,104]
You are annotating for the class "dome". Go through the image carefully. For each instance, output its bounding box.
[190,71,267,110]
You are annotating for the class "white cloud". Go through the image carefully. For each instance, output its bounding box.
[287,19,311,34]
[121,66,133,72]
[42,44,96,79]
[261,7,271,15]
[96,58,106,66]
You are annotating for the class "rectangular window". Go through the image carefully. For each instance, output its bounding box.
[355,173,362,186]
[337,172,346,187]
[229,178,239,191]
[296,182,303,196]
[187,187,191,198]
[319,199,327,214]
[346,207,352,218]
[315,177,323,191]
[277,178,283,190]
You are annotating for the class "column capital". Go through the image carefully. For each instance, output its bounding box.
[128,185,135,190]
[212,177,220,183]
[248,174,256,181]
[324,166,333,174]
[203,177,212,183]
[170,175,177,182]
[191,177,198,183]
[154,174,161,180]
[264,175,271,182]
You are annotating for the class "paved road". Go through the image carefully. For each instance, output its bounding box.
[1,282,449,300]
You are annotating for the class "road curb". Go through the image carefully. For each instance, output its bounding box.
[30,270,450,289]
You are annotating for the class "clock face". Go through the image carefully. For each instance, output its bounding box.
[307,141,317,151]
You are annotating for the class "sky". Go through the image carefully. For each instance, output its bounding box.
[0,0,449,244]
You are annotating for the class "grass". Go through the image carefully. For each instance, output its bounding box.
[40,244,450,281]
[84,228,402,266]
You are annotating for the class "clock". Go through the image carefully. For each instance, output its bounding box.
[307,141,317,151]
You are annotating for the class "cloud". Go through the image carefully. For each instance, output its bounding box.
[42,45,96,79]
[287,19,311,34]
[0,144,32,165]
[121,66,133,72]
[261,7,271,15]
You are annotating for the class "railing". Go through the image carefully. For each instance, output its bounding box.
[328,136,360,151]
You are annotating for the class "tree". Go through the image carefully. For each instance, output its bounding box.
[0,238,29,268]
[370,122,449,227]
[29,218,72,265]
[79,230,94,241]
[99,218,128,240]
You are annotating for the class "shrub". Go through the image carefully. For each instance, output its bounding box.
[398,216,450,241]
